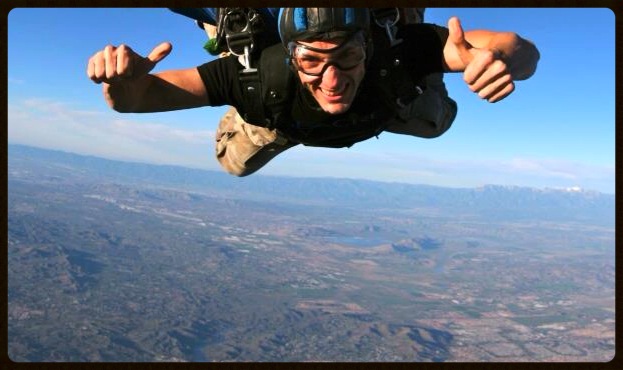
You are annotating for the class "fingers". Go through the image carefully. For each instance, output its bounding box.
[464,52,506,88]
[486,80,515,103]
[87,42,170,85]
[448,17,474,66]
[146,42,172,64]
[117,44,132,78]
[104,45,116,79]
[446,17,517,102]
[86,51,101,83]
[477,73,515,103]
[464,53,514,103]
[87,44,135,84]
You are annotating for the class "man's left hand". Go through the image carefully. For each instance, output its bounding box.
[449,17,515,103]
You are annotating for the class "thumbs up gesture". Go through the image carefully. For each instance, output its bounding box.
[448,17,515,103]
[87,42,172,84]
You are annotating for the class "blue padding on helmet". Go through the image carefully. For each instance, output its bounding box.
[279,8,370,47]
[344,8,354,25]
[293,8,308,31]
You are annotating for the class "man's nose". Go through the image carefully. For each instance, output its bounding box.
[322,65,343,86]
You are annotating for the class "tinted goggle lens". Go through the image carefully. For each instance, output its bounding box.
[289,42,366,76]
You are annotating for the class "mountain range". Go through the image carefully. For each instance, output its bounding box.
[8,144,615,226]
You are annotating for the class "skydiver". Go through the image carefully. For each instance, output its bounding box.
[87,8,539,176]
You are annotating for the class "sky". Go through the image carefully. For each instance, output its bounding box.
[7,8,616,194]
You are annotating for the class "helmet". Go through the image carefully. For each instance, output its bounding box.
[278,8,370,47]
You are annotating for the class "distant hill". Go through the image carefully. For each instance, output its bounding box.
[8,144,615,226]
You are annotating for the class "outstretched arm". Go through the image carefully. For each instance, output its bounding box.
[442,17,540,102]
[87,42,208,112]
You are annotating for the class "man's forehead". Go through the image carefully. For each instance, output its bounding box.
[298,38,345,49]
[296,32,365,50]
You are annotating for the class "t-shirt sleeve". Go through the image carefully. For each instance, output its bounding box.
[399,23,449,74]
[196,56,243,107]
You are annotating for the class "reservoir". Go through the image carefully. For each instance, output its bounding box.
[321,236,389,248]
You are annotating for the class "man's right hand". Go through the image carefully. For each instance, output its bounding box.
[87,41,207,113]
[87,42,172,84]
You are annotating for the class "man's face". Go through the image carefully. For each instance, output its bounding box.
[290,36,366,115]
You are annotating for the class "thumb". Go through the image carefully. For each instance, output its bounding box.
[146,42,172,64]
[448,17,473,65]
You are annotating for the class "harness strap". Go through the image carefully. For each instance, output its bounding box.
[238,9,429,131]
[239,44,294,129]
[371,8,403,47]
[239,71,267,126]
[260,45,295,128]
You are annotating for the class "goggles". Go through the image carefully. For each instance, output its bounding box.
[288,38,366,77]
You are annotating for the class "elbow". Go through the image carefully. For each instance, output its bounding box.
[520,40,541,80]
[513,37,540,80]
[527,44,541,78]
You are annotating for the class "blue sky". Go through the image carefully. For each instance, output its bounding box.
[7,8,615,193]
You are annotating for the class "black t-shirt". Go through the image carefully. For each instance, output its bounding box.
[197,23,449,147]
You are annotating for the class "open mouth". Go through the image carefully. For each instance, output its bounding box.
[319,84,347,99]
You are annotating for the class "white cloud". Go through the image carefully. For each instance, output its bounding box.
[507,158,578,179]
[8,98,217,170]
[263,145,615,193]
[7,98,615,194]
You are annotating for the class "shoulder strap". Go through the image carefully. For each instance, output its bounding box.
[238,69,265,125]
[369,8,433,110]
[239,44,294,129]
